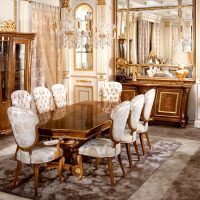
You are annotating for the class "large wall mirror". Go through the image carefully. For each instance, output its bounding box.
[116,0,195,79]
[74,4,93,71]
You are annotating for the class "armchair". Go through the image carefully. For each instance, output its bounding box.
[51,84,67,108]
[7,106,64,195]
[11,90,32,109]
[78,101,130,186]
[137,89,156,155]
[33,87,55,114]
[99,81,122,102]
[121,94,144,168]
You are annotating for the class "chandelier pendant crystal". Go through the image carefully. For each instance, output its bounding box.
[55,0,115,49]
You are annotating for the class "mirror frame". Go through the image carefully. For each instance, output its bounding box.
[114,0,196,80]
[74,3,94,71]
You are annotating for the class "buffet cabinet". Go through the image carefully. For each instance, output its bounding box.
[121,79,194,127]
[0,32,35,134]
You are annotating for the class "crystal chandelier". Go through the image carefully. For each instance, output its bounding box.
[55,0,115,49]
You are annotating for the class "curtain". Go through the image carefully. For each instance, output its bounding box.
[151,22,160,59]
[31,2,63,89]
[129,18,137,64]
[138,20,151,64]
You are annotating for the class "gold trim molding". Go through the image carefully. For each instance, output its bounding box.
[60,0,70,8]
[97,0,105,5]
[77,80,92,84]
[0,20,16,32]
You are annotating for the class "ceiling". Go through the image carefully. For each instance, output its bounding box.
[117,0,193,20]
[117,0,193,9]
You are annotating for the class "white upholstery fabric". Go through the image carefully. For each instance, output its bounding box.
[79,101,130,159]
[41,139,59,146]
[16,146,63,164]
[11,90,32,109]
[143,89,156,121]
[129,94,144,130]
[121,129,137,143]
[137,121,148,133]
[110,101,130,141]
[79,138,121,158]
[100,81,122,102]
[33,87,54,114]
[51,84,67,108]
[7,107,39,148]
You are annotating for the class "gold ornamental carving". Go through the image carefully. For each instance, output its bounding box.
[77,80,92,84]
[60,0,70,8]
[0,20,16,32]
[97,0,105,5]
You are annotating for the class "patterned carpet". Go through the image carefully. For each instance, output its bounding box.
[0,139,181,200]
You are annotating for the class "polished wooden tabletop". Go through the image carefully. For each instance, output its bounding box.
[38,101,117,140]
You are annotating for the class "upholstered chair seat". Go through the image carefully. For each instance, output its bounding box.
[79,138,121,158]
[136,89,156,155]
[121,94,144,168]
[16,146,63,164]
[100,81,122,102]
[7,106,64,195]
[78,101,130,186]
[33,87,54,114]
[11,90,32,109]
[51,84,67,108]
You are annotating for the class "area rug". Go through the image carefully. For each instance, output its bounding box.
[0,140,181,200]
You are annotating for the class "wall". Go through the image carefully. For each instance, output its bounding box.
[0,0,14,23]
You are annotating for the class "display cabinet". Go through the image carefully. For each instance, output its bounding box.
[0,32,35,134]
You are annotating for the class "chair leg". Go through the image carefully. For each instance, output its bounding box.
[96,158,101,170]
[133,141,140,161]
[145,132,151,149]
[139,133,146,155]
[125,143,132,168]
[77,154,84,180]
[13,160,22,187]
[107,158,115,186]
[58,156,65,182]
[118,154,125,177]
[33,164,39,195]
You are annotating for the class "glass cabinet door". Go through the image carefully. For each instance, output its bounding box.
[14,43,26,90]
[0,38,12,102]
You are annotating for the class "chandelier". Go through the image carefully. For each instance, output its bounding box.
[55,0,115,49]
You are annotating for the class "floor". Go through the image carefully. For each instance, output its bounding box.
[0,123,200,200]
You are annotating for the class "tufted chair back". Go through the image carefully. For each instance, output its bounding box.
[100,81,122,102]
[143,89,156,121]
[33,87,54,114]
[51,84,67,108]
[129,94,144,130]
[11,90,32,109]
[7,106,39,149]
[110,101,130,142]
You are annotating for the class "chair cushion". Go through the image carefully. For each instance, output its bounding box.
[79,138,121,158]
[16,146,63,164]
[137,121,148,133]
[121,129,137,143]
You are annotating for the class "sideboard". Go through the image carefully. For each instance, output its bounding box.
[121,79,194,127]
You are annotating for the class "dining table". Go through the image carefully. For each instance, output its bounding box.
[38,101,117,175]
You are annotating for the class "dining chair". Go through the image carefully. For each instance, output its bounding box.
[7,106,65,195]
[99,81,122,102]
[11,90,32,109]
[137,89,156,155]
[121,94,144,168]
[33,87,55,114]
[51,84,67,109]
[78,101,130,186]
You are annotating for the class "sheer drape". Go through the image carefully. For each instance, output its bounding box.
[31,2,63,89]
[151,23,160,58]
[138,20,151,64]
[130,19,137,64]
